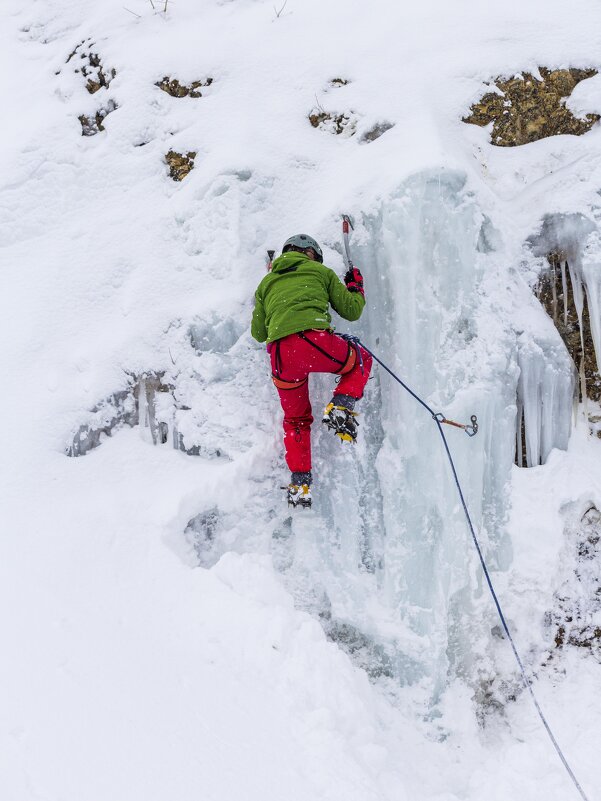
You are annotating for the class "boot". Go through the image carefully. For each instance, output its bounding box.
[283,470,312,508]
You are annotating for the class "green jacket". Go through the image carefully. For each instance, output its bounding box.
[251,252,365,343]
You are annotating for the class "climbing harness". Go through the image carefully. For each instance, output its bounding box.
[272,374,308,390]
[271,332,356,390]
[271,339,308,389]
[297,331,357,375]
[339,214,591,801]
[340,332,365,376]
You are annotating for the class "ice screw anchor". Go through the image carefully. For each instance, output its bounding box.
[433,412,479,437]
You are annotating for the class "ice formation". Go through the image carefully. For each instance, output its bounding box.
[517,212,601,464]
[530,212,601,379]
[264,170,520,697]
[516,334,575,467]
[279,176,600,695]
[67,373,175,456]
[582,230,601,376]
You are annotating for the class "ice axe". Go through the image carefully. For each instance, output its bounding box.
[341,214,354,271]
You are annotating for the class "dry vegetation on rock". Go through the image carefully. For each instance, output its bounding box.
[165,150,197,181]
[67,39,116,94]
[308,108,356,136]
[156,76,213,98]
[464,68,599,146]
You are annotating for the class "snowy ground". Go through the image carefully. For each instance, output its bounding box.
[2,0,601,799]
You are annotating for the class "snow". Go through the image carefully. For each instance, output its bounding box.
[2,0,601,799]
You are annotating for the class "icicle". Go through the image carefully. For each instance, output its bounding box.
[138,376,148,439]
[516,401,524,467]
[580,354,588,413]
[145,378,158,444]
[561,259,568,326]
[582,257,601,376]
[551,257,558,323]
[541,357,575,463]
[568,259,586,347]
[518,340,542,466]
[517,335,574,467]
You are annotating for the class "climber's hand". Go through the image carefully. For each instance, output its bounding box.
[344,267,364,296]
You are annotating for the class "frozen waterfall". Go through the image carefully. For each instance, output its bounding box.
[295,171,519,699]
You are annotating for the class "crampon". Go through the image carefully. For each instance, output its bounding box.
[282,483,312,508]
[322,402,358,443]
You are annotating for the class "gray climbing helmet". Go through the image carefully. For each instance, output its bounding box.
[282,234,323,263]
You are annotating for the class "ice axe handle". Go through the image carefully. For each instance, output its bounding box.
[341,215,354,270]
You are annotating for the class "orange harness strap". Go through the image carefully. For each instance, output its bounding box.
[272,375,308,391]
[338,344,357,375]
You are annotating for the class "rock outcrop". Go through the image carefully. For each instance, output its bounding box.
[464,68,599,146]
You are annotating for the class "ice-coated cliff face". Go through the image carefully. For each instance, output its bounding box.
[277,171,596,699]
[266,171,520,697]
[365,173,516,684]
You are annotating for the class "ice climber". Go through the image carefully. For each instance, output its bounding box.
[251,233,372,508]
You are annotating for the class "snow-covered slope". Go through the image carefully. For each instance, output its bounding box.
[2,1,601,799]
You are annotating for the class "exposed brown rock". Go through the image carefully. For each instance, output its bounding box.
[463,68,599,146]
[309,109,355,135]
[156,77,213,98]
[166,150,196,181]
[79,100,117,136]
[67,40,116,94]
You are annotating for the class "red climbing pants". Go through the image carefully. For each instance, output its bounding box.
[269,330,372,473]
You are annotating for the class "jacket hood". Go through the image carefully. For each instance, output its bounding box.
[270,251,313,274]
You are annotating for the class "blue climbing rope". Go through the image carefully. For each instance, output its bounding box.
[351,336,591,801]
